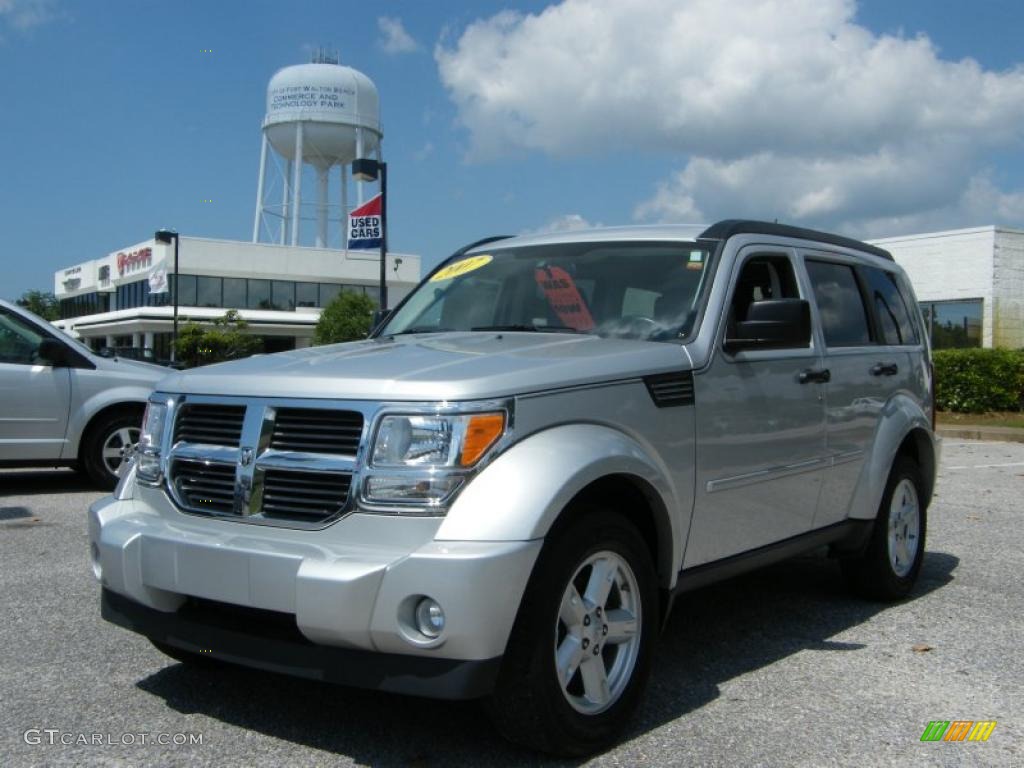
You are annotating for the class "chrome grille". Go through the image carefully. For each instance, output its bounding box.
[171,459,236,514]
[270,408,363,455]
[174,404,246,446]
[261,469,351,522]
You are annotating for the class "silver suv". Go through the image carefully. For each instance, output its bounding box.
[91,221,938,755]
[0,299,165,488]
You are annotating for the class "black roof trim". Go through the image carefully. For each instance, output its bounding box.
[699,219,893,261]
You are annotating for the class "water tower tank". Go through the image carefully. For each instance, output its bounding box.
[263,62,381,167]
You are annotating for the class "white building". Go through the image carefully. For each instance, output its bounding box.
[53,235,420,359]
[871,226,1024,349]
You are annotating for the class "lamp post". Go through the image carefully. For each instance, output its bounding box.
[154,229,179,362]
[351,158,388,311]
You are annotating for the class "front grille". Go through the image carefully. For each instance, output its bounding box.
[174,404,246,446]
[171,459,236,514]
[270,408,363,455]
[261,469,351,522]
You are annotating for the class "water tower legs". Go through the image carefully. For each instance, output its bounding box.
[316,167,329,248]
[281,159,292,245]
[252,134,269,243]
[291,123,304,246]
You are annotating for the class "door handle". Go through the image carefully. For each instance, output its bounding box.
[870,363,899,377]
[798,368,831,384]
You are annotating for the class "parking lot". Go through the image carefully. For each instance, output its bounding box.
[1,439,1020,767]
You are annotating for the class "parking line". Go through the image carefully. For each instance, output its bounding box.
[945,461,1024,470]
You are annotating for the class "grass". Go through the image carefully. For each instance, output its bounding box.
[937,411,1024,430]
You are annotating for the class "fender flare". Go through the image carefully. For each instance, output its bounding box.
[435,423,683,581]
[849,393,937,520]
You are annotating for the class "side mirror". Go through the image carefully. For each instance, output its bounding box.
[37,338,70,367]
[725,299,811,353]
[369,308,392,336]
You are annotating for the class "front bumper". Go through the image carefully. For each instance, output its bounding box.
[101,589,502,699]
[90,489,541,697]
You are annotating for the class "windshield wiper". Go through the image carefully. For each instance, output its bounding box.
[387,326,455,336]
[471,324,581,334]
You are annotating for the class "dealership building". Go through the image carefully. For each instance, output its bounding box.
[53,236,420,358]
[871,225,1024,350]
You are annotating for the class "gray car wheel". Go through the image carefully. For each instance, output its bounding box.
[82,410,143,490]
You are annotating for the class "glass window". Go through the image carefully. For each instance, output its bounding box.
[363,285,380,308]
[296,282,318,307]
[175,274,197,307]
[196,276,222,307]
[806,261,871,347]
[248,279,271,309]
[863,267,918,346]
[272,281,295,311]
[0,309,46,364]
[921,299,983,349]
[223,278,247,309]
[380,241,714,341]
[319,283,341,307]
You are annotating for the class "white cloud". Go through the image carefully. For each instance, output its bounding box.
[523,213,599,234]
[377,16,418,54]
[437,0,1024,234]
[0,0,62,31]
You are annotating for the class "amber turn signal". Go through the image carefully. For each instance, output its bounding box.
[459,412,506,466]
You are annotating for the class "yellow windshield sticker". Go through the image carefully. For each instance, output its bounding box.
[430,254,493,282]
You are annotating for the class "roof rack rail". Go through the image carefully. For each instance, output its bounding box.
[699,219,893,261]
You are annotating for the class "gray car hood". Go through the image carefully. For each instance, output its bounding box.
[157,333,692,401]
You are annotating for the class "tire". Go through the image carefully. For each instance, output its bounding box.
[150,639,218,667]
[81,410,143,490]
[842,456,927,601]
[487,509,658,756]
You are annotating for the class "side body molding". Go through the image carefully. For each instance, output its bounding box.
[435,424,685,584]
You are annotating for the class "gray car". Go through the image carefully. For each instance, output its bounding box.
[90,221,939,755]
[0,299,166,488]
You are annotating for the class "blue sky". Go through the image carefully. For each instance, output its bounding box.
[2,0,1024,301]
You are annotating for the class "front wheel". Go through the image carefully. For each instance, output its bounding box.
[842,456,927,601]
[487,510,657,756]
[81,410,142,490]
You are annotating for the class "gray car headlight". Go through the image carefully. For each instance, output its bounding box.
[364,410,507,508]
[136,400,168,484]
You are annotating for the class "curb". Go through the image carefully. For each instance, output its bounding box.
[936,426,1024,443]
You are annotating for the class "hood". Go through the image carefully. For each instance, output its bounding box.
[92,354,169,381]
[157,332,692,401]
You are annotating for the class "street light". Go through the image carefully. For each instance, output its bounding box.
[154,229,179,362]
[351,157,388,311]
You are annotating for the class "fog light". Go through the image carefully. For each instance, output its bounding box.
[415,597,445,638]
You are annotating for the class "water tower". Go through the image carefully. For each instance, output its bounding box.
[252,49,383,248]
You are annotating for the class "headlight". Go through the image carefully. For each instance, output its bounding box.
[364,409,507,509]
[371,412,505,468]
[136,400,168,484]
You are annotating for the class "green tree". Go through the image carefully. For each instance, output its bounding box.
[174,309,261,368]
[16,289,59,321]
[313,290,376,345]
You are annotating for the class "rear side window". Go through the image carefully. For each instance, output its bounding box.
[805,261,871,347]
[863,267,919,345]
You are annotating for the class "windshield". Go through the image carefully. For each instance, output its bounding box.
[380,241,713,342]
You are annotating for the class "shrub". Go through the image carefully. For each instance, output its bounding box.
[933,348,1024,413]
[313,290,376,345]
[175,310,261,368]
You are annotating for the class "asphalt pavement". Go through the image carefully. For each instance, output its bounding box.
[1,440,1021,767]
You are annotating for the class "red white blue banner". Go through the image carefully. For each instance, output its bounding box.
[348,194,383,250]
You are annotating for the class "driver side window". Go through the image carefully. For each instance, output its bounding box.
[0,310,46,365]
